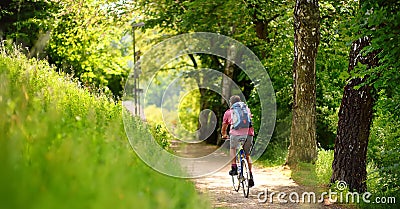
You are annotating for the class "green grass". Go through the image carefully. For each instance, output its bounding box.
[257,142,288,167]
[291,149,399,208]
[291,162,319,187]
[316,149,334,185]
[289,149,334,196]
[0,48,210,209]
[289,149,333,188]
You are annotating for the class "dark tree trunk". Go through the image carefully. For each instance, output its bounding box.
[330,37,379,192]
[199,88,214,144]
[248,2,280,59]
[198,55,224,145]
[287,0,320,165]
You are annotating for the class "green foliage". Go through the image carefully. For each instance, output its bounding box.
[288,149,333,188]
[316,149,334,185]
[136,0,294,146]
[257,4,293,150]
[367,93,400,207]
[149,123,171,149]
[0,0,58,53]
[47,0,136,96]
[144,70,201,142]
[0,48,209,209]
[137,0,248,35]
[257,142,288,167]
[0,0,144,97]
[342,0,400,205]
[361,163,400,208]
[137,0,358,153]
[291,162,318,187]
[178,89,201,133]
[309,126,400,207]
[347,0,400,121]
[351,0,400,90]
[315,0,359,149]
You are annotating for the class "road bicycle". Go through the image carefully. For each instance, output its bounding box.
[230,138,252,198]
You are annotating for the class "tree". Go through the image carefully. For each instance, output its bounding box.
[364,0,400,197]
[315,0,358,149]
[47,0,136,96]
[330,37,378,192]
[0,0,138,97]
[331,0,399,193]
[136,0,291,144]
[0,0,58,57]
[286,0,320,165]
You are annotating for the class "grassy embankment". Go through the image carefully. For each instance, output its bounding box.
[0,49,210,209]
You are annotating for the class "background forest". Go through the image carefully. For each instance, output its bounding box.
[1,0,399,208]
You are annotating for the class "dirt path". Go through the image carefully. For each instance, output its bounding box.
[171,141,345,209]
[194,164,325,209]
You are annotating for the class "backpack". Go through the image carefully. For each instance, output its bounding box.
[231,102,252,130]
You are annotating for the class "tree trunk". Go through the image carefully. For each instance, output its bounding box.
[286,0,320,165]
[330,36,378,192]
[221,45,235,105]
[198,55,224,145]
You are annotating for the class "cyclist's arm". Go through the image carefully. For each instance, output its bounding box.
[221,123,229,139]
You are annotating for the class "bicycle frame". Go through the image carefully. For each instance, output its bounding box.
[235,137,255,162]
[236,142,245,174]
[231,138,251,198]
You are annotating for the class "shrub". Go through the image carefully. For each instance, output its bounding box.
[0,47,209,209]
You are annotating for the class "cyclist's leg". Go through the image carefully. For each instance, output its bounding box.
[243,135,254,187]
[229,135,240,175]
[246,155,252,172]
[230,135,240,164]
[243,135,253,171]
[230,147,236,166]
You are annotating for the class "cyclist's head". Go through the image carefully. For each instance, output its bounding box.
[229,95,241,107]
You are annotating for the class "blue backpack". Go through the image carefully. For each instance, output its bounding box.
[231,102,252,130]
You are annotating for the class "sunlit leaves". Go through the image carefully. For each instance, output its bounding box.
[47,0,136,96]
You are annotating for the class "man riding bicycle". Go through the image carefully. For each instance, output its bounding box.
[221,95,254,187]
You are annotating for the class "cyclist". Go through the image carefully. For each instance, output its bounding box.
[221,95,254,187]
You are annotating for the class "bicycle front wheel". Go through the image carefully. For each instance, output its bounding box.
[241,158,250,198]
[232,155,241,192]
[231,173,240,192]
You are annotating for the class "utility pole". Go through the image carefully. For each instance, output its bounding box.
[132,22,145,115]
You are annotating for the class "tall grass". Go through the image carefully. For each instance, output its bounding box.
[315,149,334,185]
[257,142,288,167]
[290,149,333,190]
[0,48,209,209]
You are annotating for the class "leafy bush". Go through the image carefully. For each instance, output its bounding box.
[149,122,171,149]
[316,149,334,186]
[0,47,209,209]
[365,93,400,208]
[289,149,334,188]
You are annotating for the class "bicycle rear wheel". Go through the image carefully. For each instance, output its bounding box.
[241,159,250,198]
